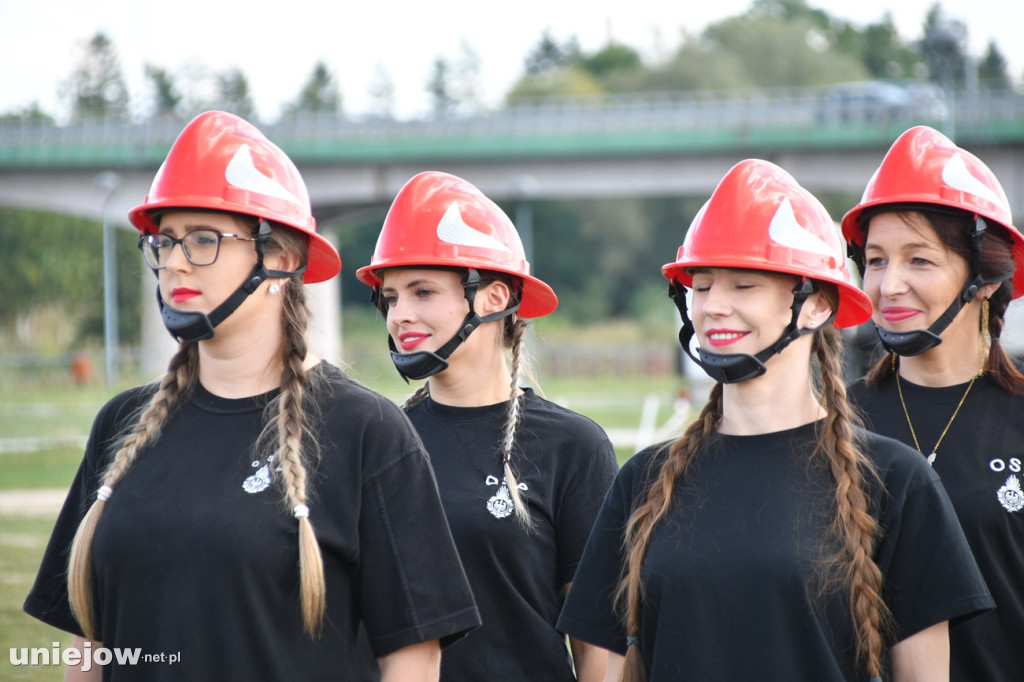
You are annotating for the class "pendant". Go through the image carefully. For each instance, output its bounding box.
[927,452,937,466]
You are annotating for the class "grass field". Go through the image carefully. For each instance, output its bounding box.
[0,351,690,680]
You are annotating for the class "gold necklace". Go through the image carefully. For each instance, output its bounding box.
[896,373,977,466]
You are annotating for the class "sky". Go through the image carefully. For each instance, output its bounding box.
[1,0,1021,123]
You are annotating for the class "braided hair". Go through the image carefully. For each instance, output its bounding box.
[68,222,328,640]
[614,298,888,681]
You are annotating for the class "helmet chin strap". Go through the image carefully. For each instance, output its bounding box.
[381,269,520,382]
[870,216,1009,357]
[669,279,830,384]
[151,220,305,343]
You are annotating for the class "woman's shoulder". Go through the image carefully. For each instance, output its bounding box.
[856,426,940,493]
[521,389,611,439]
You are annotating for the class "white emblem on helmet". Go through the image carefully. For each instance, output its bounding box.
[436,203,512,252]
[768,197,835,257]
[941,153,1005,209]
[225,145,301,205]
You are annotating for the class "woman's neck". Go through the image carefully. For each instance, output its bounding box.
[717,344,826,435]
[197,328,291,399]
[898,333,984,387]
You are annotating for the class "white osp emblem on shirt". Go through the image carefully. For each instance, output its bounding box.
[436,203,513,252]
[485,474,528,519]
[243,455,280,494]
[996,474,1024,513]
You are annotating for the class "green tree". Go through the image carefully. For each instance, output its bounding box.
[144,65,182,117]
[65,32,130,120]
[921,4,967,87]
[285,61,341,116]
[214,68,255,120]
[0,208,140,350]
[523,31,581,76]
[427,57,456,116]
[367,63,396,119]
[978,42,1011,90]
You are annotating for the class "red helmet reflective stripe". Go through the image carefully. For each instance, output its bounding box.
[356,171,557,318]
[128,110,341,283]
[663,159,872,329]
[841,125,1024,298]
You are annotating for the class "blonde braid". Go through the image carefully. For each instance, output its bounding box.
[500,318,532,531]
[68,342,199,640]
[814,327,888,679]
[265,278,326,637]
[614,384,724,682]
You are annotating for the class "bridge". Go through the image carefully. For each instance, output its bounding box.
[4,84,1024,377]
[4,85,1024,226]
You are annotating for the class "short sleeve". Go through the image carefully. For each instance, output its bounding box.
[556,435,619,584]
[22,387,148,635]
[357,446,480,657]
[874,461,994,639]
[557,458,638,655]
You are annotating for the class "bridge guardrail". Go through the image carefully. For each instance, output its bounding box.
[2,84,1024,167]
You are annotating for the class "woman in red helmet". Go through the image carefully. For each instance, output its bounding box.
[557,159,991,682]
[842,125,1024,682]
[24,112,479,681]
[357,171,619,682]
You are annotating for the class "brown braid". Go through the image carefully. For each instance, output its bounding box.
[402,385,431,410]
[254,275,327,637]
[68,341,200,640]
[614,325,888,681]
[814,326,889,678]
[614,383,724,682]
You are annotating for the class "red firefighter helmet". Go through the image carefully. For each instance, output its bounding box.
[841,125,1024,298]
[663,159,872,329]
[356,171,557,318]
[128,110,341,283]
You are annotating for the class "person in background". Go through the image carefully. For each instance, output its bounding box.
[24,111,479,681]
[557,158,992,682]
[842,125,1024,682]
[356,171,619,682]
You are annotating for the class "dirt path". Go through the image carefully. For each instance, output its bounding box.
[0,489,66,517]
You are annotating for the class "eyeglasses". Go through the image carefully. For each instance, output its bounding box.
[138,229,258,269]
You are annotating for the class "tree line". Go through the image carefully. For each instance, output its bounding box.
[1,0,1020,355]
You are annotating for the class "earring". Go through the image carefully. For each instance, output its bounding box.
[269,283,281,296]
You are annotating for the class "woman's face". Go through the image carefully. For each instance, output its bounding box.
[154,211,262,314]
[380,268,470,356]
[861,212,970,335]
[689,268,800,355]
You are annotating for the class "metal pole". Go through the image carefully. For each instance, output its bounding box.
[96,172,121,386]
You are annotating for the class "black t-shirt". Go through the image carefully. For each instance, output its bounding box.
[557,422,992,681]
[24,363,480,681]
[850,374,1024,682]
[406,389,619,682]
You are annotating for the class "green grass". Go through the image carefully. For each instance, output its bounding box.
[0,349,689,680]
[0,515,72,682]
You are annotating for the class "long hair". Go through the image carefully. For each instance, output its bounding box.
[864,208,1024,393]
[67,221,328,640]
[614,322,888,681]
[401,270,536,529]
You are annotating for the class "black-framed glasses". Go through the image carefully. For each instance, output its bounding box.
[138,229,258,269]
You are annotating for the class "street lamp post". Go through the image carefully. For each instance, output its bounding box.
[95,171,121,387]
